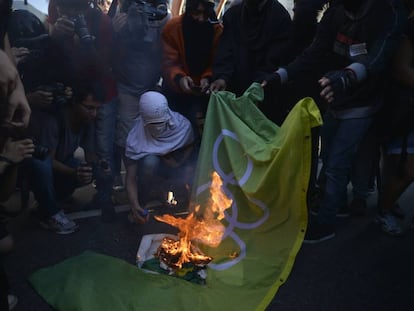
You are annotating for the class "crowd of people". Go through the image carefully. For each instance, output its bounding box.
[2,0,414,309]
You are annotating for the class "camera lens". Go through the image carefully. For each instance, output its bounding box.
[73,14,95,44]
[32,139,49,160]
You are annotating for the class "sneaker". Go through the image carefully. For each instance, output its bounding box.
[40,210,78,234]
[8,294,18,310]
[348,198,367,216]
[112,175,125,192]
[303,222,335,244]
[374,212,403,236]
[309,205,349,218]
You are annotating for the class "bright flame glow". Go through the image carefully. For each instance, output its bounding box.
[155,171,232,269]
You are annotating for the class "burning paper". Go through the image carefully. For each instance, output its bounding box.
[154,171,232,270]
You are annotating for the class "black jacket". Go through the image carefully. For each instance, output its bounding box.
[283,0,407,118]
[212,0,292,96]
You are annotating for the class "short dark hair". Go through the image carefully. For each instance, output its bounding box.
[72,79,105,104]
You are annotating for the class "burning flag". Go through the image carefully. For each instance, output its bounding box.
[29,83,322,311]
[138,171,233,282]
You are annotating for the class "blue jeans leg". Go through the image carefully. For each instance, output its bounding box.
[25,157,59,218]
[317,113,373,225]
[54,157,81,200]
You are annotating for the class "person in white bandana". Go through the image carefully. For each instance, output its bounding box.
[124,91,195,223]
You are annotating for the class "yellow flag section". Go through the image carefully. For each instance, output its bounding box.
[191,82,323,310]
[29,83,323,311]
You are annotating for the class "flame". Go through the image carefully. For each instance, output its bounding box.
[155,171,232,269]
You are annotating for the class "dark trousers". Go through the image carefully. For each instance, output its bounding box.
[0,263,9,310]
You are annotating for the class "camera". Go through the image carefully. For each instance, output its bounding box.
[36,82,70,111]
[32,138,50,160]
[122,0,167,20]
[14,34,50,64]
[69,14,95,44]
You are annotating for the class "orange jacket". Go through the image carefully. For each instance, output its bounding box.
[161,15,223,93]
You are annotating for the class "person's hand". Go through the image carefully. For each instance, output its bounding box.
[200,78,210,93]
[76,162,93,185]
[50,16,75,39]
[208,79,227,94]
[112,12,128,33]
[26,90,54,109]
[319,69,356,103]
[64,86,73,99]
[0,50,31,130]
[128,205,149,224]
[11,47,30,65]
[179,76,194,94]
[0,138,35,164]
[259,72,281,88]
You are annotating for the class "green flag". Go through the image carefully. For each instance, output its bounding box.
[29,83,322,311]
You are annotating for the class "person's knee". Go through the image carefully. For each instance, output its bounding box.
[27,157,53,179]
[141,155,161,173]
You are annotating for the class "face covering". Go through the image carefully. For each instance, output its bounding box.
[146,122,168,138]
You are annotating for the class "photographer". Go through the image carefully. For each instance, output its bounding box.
[47,0,119,190]
[8,9,72,115]
[111,0,169,168]
[24,79,115,234]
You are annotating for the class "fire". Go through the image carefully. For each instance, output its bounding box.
[154,171,232,269]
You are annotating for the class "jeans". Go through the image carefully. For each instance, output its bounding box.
[115,92,140,148]
[350,124,379,199]
[317,111,374,225]
[95,97,118,174]
[26,156,112,218]
[25,157,59,218]
[0,263,8,311]
[26,157,83,218]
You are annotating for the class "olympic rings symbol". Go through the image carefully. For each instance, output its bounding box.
[196,129,269,271]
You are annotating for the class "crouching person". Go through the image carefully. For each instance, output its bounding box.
[24,79,114,234]
[125,91,196,224]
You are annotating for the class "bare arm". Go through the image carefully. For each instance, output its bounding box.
[1,34,31,129]
[125,156,148,223]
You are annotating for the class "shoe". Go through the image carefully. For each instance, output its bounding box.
[309,205,349,218]
[303,222,335,244]
[348,198,367,216]
[40,210,78,234]
[112,175,125,192]
[8,294,18,310]
[374,212,403,236]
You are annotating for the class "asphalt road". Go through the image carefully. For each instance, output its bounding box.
[2,181,414,311]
